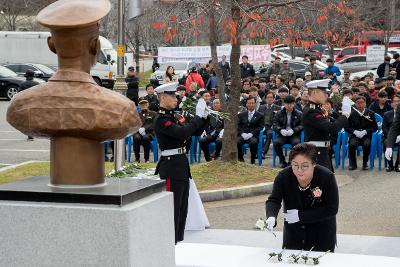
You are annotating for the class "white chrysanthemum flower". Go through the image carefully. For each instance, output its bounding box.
[297,258,306,264]
[287,257,296,264]
[254,219,266,230]
[306,258,315,265]
[268,255,280,263]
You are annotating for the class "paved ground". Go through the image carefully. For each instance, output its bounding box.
[203,168,400,237]
[1,100,400,238]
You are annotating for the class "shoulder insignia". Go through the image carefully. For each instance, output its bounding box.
[159,110,166,114]
[164,121,172,127]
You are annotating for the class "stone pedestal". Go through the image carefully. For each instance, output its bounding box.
[0,177,175,267]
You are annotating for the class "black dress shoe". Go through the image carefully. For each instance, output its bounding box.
[238,158,245,162]
[362,165,369,170]
[251,159,256,164]
[348,166,357,171]
[395,167,400,172]
[386,166,394,172]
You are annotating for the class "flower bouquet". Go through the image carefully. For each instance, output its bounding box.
[180,96,230,122]
[268,250,284,263]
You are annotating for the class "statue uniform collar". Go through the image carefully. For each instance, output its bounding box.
[159,108,174,115]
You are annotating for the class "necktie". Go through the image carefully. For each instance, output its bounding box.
[248,112,253,122]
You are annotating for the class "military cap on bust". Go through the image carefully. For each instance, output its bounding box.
[138,97,148,104]
[306,79,330,91]
[37,0,111,29]
[155,82,179,95]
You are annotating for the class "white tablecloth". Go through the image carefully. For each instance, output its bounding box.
[176,243,400,267]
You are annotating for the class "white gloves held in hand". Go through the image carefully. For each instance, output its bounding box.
[341,96,354,118]
[241,133,253,140]
[195,98,208,118]
[284,209,299,224]
[353,130,367,139]
[385,148,393,161]
[280,129,294,136]
[138,127,146,136]
[266,217,276,231]
[218,129,224,138]
[396,135,400,144]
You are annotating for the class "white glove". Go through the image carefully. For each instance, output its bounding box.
[247,133,253,139]
[284,209,299,224]
[218,129,224,138]
[341,96,353,118]
[360,130,367,138]
[138,127,146,136]
[280,129,288,136]
[286,129,294,136]
[353,130,361,138]
[266,217,276,231]
[200,130,207,138]
[385,148,393,161]
[241,133,247,139]
[396,135,400,144]
[195,98,207,118]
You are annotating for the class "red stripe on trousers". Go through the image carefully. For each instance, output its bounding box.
[166,176,171,192]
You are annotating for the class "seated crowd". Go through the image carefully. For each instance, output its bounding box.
[129,54,400,171]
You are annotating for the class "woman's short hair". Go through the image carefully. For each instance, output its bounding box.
[288,143,318,164]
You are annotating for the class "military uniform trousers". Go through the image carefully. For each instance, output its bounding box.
[133,133,153,162]
[165,172,190,243]
[316,147,333,172]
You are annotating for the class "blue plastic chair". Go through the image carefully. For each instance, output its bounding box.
[271,131,304,167]
[333,129,344,169]
[104,135,159,163]
[189,136,200,164]
[341,130,377,170]
[103,135,133,161]
[197,141,216,163]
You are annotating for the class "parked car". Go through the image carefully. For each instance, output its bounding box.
[335,55,380,73]
[150,61,200,86]
[274,47,308,58]
[335,45,366,62]
[321,48,342,62]
[255,59,326,81]
[0,66,45,100]
[349,69,377,80]
[3,63,55,81]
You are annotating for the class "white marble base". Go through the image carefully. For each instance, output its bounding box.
[0,191,175,267]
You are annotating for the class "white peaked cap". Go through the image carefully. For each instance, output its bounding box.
[306,79,331,90]
[155,82,179,94]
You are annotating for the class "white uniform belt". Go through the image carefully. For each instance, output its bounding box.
[161,147,185,157]
[307,141,330,147]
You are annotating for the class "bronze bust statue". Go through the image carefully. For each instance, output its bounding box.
[7,0,141,187]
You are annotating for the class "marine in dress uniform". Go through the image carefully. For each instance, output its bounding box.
[133,97,157,162]
[301,79,350,171]
[154,83,208,243]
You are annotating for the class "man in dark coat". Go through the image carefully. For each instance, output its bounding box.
[219,55,230,81]
[383,95,400,172]
[125,66,139,105]
[133,97,157,162]
[199,99,224,161]
[272,95,303,168]
[19,69,42,141]
[302,79,350,171]
[258,91,281,157]
[143,84,160,112]
[239,55,255,78]
[368,91,392,118]
[154,83,208,243]
[377,56,392,78]
[384,94,400,169]
[237,97,264,164]
[266,144,339,252]
[345,95,378,170]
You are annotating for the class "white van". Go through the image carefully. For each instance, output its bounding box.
[0,31,117,88]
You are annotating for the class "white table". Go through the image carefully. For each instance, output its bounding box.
[176,243,400,267]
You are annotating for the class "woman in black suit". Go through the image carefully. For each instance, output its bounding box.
[265,143,339,252]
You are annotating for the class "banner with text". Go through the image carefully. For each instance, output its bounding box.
[158,45,271,63]
[366,45,385,63]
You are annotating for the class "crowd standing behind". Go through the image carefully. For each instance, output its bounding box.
[120,52,400,170]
